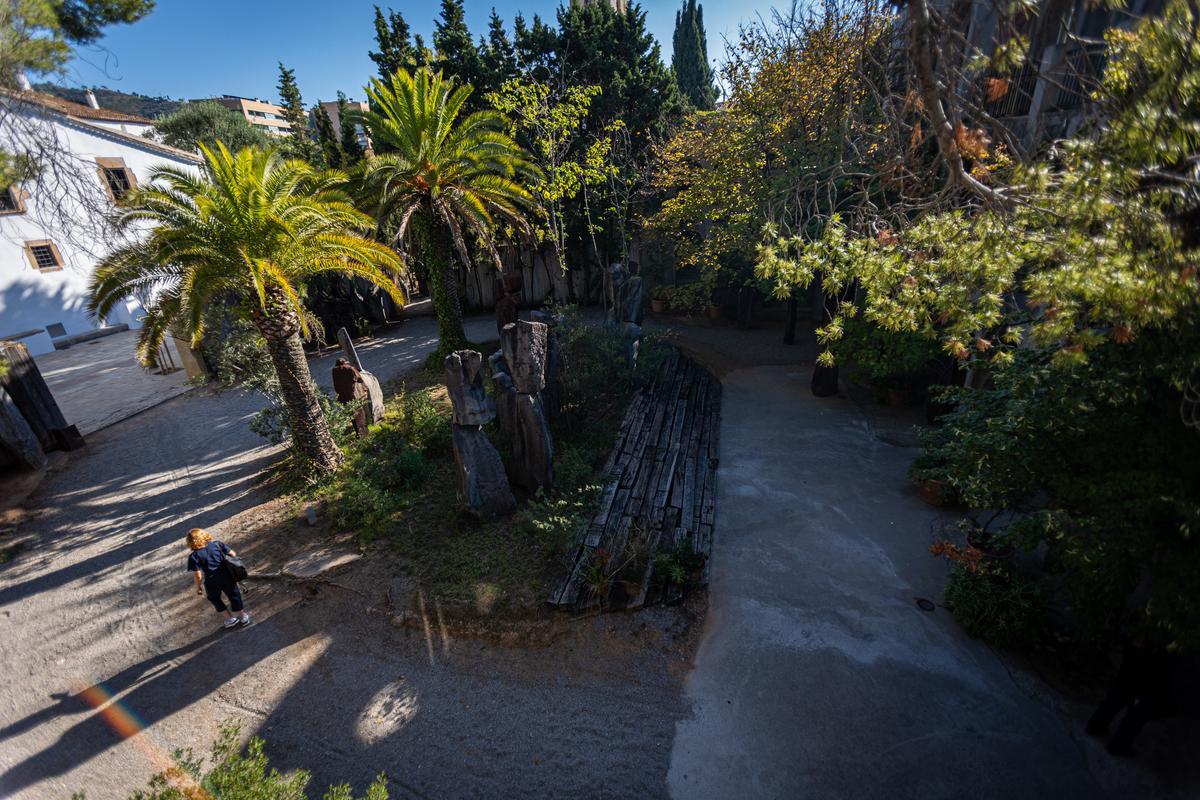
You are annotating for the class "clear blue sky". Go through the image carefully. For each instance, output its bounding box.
[60,1,783,106]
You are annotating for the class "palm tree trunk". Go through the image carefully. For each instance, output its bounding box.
[426,223,468,352]
[252,289,344,475]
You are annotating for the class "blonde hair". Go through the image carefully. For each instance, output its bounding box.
[186,528,213,550]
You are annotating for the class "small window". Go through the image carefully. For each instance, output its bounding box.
[0,186,25,215]
[96,157,137,202]
[24,240,64,272]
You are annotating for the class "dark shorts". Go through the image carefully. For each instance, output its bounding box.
[204,574,243,613]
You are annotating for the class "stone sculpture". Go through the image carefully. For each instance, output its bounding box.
[445,350,516,518]
[331,358,369,438]
[494,272,521,337]
[499,320,554,493]
[336,326,384,425]
[604,263,645,369]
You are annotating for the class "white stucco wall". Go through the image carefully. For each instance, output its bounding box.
[0,102,200,355]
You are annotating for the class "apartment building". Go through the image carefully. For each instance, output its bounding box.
[205,95,292,137]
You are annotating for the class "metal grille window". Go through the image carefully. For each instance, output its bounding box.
[0,187,23,214]
[31,245,59,269]
[102,166,133,199]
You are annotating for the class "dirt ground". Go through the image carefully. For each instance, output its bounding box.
[0,310,705,800]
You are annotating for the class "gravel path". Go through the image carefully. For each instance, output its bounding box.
[0,312,692,799]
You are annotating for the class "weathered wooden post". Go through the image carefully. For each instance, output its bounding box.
[500,320,554,494]
[445,350,516,518]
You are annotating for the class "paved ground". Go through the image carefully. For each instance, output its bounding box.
[666,362,1189,800]
[3,308,1192,799]
[0,310,693,800]
[36,330,192,436]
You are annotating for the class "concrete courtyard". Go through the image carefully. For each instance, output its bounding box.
[0,312,1189,799]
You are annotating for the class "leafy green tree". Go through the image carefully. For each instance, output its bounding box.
[153,101,270,154]
[277,62,319,162]
[489,79,618,276]
[368,5,416,81]
[88,144,404,475]
[672,0,717,110]
[312,101,343,168]
[755,0,1200,650]
[53,0,153,43]
[353,68,538,352]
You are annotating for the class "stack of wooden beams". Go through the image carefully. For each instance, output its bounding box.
[548,352,721,609]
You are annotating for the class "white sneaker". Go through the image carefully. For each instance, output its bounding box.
[222,617,240,629]
[239,613,250,626]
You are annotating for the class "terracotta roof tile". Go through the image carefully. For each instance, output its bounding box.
[2,88,153,123]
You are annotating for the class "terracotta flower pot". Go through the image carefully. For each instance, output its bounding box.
[886,387,911,407]
[917,478,954,507]
[651,298,667,313]
[706,304,721,320]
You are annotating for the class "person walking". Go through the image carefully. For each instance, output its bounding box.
[186,528,249,629]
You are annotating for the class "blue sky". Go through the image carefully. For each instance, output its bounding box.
[60,1,783,106]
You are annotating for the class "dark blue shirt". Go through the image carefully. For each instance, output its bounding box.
[187,541,230,579]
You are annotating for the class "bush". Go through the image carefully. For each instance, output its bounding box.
[831,314,939,389]
[87,722,388,800]
[943,564,1045,649]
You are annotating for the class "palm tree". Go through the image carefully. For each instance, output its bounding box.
[89,143,405,475]
[352,68,539,352]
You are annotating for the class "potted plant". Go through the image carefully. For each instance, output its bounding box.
[706,301,722,320]
[831,316,937,405]
[909,454,957,507]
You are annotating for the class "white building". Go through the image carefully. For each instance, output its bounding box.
[0,85,202,356]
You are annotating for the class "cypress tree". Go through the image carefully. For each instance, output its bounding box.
[671,0,717,110]
[369,6,415,80]
[337,92,364,165]
[277,63,319,161]
[312,102,343,169]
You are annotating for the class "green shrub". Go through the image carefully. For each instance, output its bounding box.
[89,722,388,799]
[943,564,1045,649]
[392,390,451,456]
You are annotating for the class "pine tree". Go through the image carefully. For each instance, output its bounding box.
[558,0,683,144]
[479,9,517,95]
[311,102,343,168]
[513,13,557,82]
[433,0,481,91]
[337,92,364,165]
[672,0,717,110]
[277,63,318,161]
[369,6,414,80]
